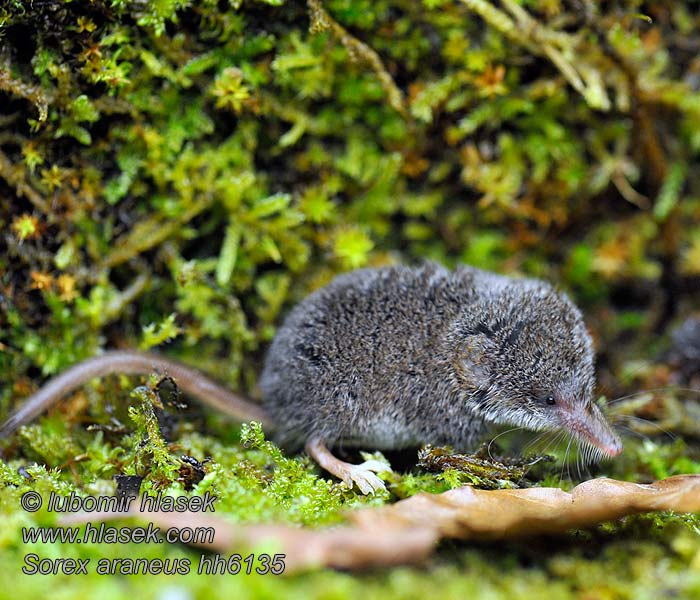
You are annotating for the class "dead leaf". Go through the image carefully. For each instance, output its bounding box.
[352,475,700,539]
[59,475,700,573]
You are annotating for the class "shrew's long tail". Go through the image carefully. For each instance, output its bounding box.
[0,350,273,438]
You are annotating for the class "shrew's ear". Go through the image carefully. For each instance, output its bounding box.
[453,334,494,388]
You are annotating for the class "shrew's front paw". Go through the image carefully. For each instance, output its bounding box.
[342,460,391,495]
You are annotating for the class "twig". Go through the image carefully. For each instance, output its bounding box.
[458,0,612,110]
[0,148,50,214]
[307,0,408,117]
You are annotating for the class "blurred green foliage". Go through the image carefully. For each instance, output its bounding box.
[2,0,699,397]
[2,0,700,597]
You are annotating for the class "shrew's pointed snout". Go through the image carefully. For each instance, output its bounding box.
[598,430,623,457]
[558,400,623,459]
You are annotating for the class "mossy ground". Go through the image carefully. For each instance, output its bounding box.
[2,0,700,597]
[1,382,700,598]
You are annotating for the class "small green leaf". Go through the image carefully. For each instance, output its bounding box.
[216,222,241,286]
[54,241,76,269]
[249,193,292,218]
[260,235,282,262]
[654,162,686,221]
[71,95,99,123]
[139,313,182,350]
[333,227,374,268]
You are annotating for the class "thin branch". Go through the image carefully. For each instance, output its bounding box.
[0,59,50,122]
[0,148,50,214]
[307,0,408,117]
[458,0,612,110]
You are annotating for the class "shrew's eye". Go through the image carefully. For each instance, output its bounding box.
[531,394,556,406]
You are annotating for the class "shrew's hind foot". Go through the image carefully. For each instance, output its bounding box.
[305,436,391,495]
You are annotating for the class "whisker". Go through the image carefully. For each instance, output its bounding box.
[613,414,678,441]
[578,442,588,467]
[596,360,658,399]
[536,431,564,460]
[521,430,556,455]
[521,430,548,449]
[576,447,583,479]
[615,423,651,441]
[538,430,567,455]
[560,436,574,484]
[577,445,593,477]
[607,386,700,406]
[579,441,602,467]
[487,426,526,460]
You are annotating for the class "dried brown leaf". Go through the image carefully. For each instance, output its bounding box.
[60,475,700,573]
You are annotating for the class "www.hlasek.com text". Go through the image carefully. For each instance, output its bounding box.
[23,521,215,545]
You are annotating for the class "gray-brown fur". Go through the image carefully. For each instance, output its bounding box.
[259,263,619,457]
[1,262,621,463]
